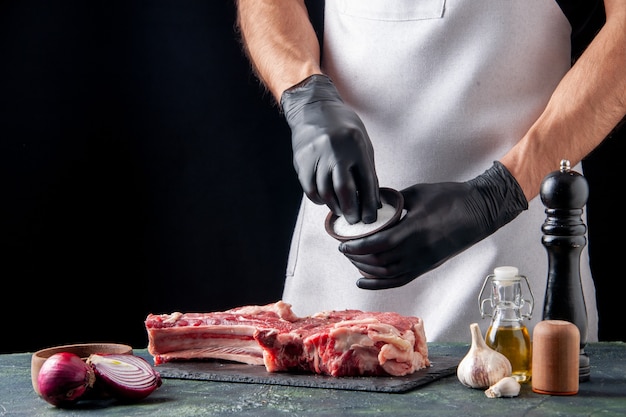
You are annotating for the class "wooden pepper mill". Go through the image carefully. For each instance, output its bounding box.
[539,159,590,382]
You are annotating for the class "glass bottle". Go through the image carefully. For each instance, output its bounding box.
[479,266,534,383]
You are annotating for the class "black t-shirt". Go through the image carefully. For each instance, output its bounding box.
[557,0,606,60]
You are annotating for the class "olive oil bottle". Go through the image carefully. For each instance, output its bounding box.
[486,324,532,383]
[479,266,534,383]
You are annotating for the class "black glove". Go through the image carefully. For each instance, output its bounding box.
[281,74,380,224]
[337,161,529,289]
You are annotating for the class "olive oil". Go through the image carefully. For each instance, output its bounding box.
[486,325,532,383]
[479,266,534,384]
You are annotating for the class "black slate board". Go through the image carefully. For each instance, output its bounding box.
[156,355,459,393]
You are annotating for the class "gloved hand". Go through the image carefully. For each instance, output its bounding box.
[338,161,529,289]
[281,74,380,224]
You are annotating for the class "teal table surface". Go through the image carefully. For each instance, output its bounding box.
[1,343,625,417]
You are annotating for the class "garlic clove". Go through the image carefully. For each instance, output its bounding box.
[485,376,521,398]
[457,323,512,389]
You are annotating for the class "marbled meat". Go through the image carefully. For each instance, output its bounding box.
[145,301,430,377]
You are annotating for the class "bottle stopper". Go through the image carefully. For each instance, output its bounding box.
[532,320,580,395]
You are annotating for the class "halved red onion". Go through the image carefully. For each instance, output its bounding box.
[37,352,96,407]
[87,353,162,401]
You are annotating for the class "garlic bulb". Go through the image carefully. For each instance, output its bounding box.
[485,376,521,398]
[457,323,512,389]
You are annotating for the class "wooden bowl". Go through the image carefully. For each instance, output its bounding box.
[325,187,404,242]
[31,343,133,395]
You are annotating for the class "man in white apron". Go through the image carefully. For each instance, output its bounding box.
[236,0,626,342]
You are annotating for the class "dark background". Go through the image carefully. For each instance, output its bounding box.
[1,0,623,354]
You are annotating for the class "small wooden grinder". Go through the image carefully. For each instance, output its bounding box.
[532,320,580,395]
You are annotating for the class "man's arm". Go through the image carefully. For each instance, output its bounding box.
[236,0,381,222]
[236,0,322,102]
[501,0,626,201]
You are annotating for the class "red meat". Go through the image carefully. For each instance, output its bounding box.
[145,301,429,377]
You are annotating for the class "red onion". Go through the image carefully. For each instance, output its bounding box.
[87,354,162,401]
[37,352,96,407]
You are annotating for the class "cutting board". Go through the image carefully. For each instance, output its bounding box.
[156,355,459,393]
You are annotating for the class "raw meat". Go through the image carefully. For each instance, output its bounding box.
[145,301,430,377]
[145,301,298,366]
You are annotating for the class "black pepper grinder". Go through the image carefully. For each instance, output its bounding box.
[540,159,590,382]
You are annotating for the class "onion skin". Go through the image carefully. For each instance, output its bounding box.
[87,354,162,401]
[37,352,96,407]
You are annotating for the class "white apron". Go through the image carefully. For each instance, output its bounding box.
[282,0,599,343]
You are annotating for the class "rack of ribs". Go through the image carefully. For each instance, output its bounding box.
[145,301,430,377]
